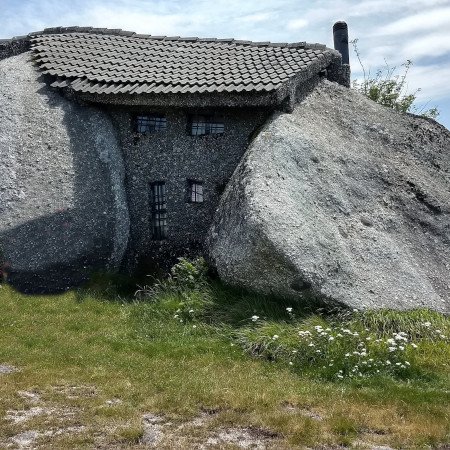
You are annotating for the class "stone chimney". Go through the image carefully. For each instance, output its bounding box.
[333,21,349,65]
[328,21,350,87]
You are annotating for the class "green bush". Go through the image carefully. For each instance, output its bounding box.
[350,39,439,119]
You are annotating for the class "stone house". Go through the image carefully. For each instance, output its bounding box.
[0,24,350,282]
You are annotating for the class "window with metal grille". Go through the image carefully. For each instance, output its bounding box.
[190,115,224,136]
[136,115,167,133]
[150,181,167,239]
[188,180,204,203]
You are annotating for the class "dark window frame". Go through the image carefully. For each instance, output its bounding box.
[135,114,167,134]
[187,179,204,203]
[150,181,167,240]
[188,114,224,136]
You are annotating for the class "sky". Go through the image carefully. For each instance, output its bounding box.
[1,0,449,129]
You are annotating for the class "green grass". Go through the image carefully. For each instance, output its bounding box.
[0,267,449,449]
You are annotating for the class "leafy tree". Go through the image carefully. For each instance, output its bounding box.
[350,39,439,120]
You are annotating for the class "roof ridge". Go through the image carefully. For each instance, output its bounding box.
[4,25,328,50]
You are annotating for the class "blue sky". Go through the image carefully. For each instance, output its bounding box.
[2,0,449,129]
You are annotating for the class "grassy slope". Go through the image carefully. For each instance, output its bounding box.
[0,278,449,449]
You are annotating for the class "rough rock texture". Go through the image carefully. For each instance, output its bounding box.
[0,52,129,293]
[207,80,450,312]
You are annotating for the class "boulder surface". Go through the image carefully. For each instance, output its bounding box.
[207,80,450,312]
[0,52,129,293]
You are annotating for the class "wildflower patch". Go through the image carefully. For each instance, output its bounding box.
[236,308,449,381]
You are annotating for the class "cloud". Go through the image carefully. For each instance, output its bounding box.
[377,7,450,35]
[237,12,272,23]
[287,18,309,31]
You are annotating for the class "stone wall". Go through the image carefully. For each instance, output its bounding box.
[108,106,269,270]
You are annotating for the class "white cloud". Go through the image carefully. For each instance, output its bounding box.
[377,7,450,35]
[287,18,309,31]
[237,12,272,23]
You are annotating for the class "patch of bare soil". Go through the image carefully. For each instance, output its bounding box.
[203,426,279,449]
[0,364,19,374]
[140,412,280,449]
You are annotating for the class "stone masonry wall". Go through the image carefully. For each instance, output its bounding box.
[108,106,269,270]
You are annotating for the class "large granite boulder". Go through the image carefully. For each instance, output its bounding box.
[0,52,129,293]
[207,80,450,312]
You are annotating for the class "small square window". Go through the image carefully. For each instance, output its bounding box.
[190,115,224,136]
[188,180,204,203]
[135,115,167,133]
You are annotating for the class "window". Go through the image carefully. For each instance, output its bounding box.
[188,180,204,203]
[135,115,167,133]
[150,181,167,239]
[189,115,224,136]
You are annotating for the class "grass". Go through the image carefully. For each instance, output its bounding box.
[0,261,449,448]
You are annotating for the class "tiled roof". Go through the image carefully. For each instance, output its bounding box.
[29,27,336,96]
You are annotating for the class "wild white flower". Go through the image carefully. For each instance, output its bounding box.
[353,308,359,312]
[395,362,401,366]
[316,349,321,353]
[328,336,335,341]
[405,361,410,366]
[366,336,372,340]
[400,365,406,369]
[435,330,442,333]
[329,363,333,367]
[411,343,418,348]
[423,321,431,327]
[286,307,293,312]
[292,350,298,354]
[326,328,332,332]
[386,360,391,365]
[345,353,350,357]
[387,338,396,345]
[353,332,359,337]
[308,343,315,347]
[337,374,344,379]
[192,325,197,328]
[389,347,397,352]
[399,345,405,351]
[174,314,179,318]
[251,315,260,322]
[272,335,279,340]
[314,325,323,330]
[289,361,293,365]
[360,352,367,357]
[189,309,194,314]
[440,335,446,339]
[337,333,343,337]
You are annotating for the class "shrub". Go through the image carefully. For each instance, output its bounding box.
[350,39,439,119]
[135,257,213,323]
